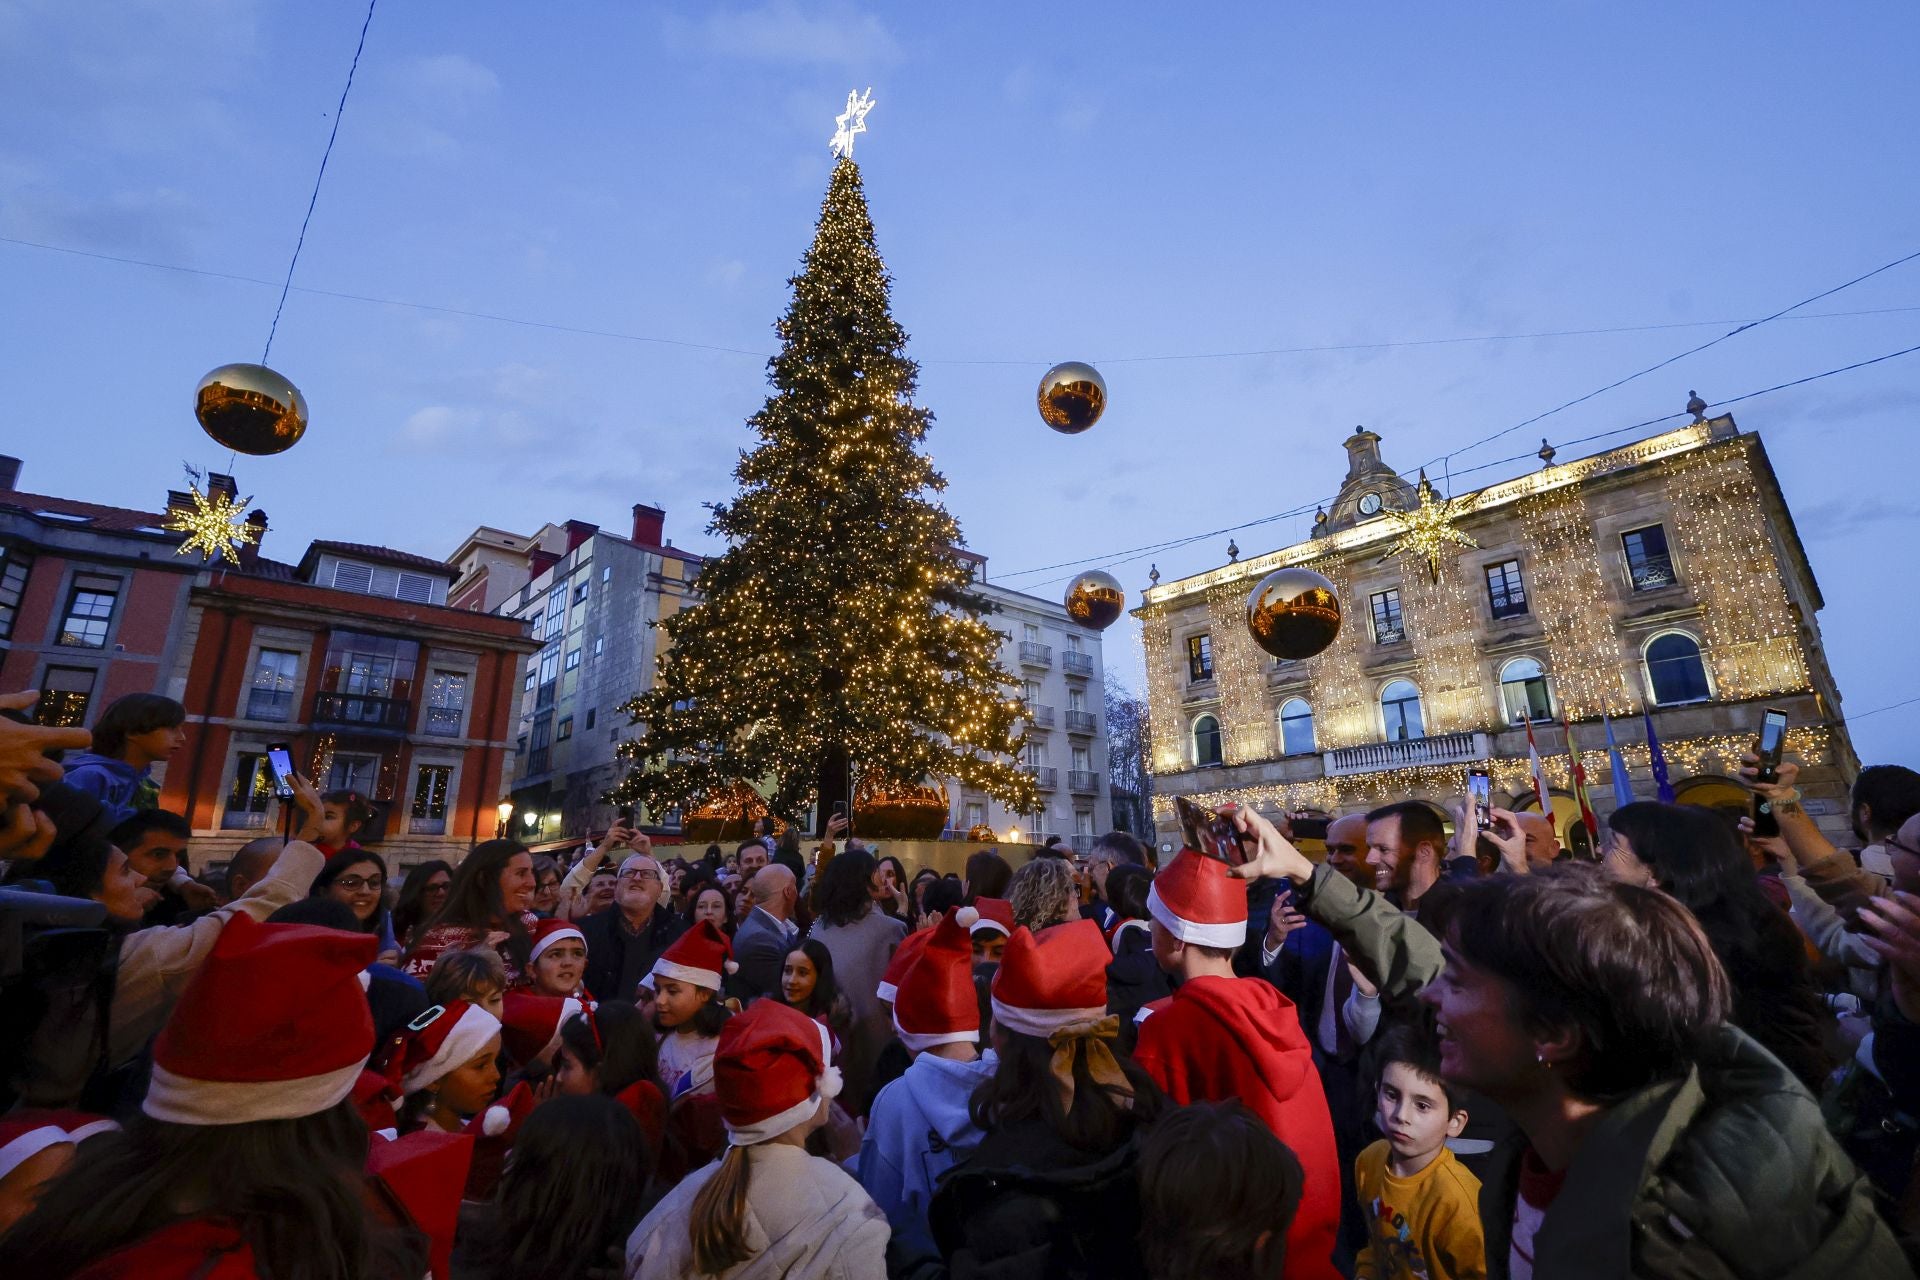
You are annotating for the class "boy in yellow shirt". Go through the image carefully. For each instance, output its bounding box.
[1355,1022,1486,1280]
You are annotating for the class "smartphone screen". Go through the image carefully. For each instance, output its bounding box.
[266,743,296,799]
[1289,816,1331,843]
[1468,769,1493,825]
[1176,797,1245,866]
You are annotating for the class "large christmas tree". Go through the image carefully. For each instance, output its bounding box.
[614,156,1035,830]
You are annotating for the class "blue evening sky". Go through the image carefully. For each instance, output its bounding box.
[3,2,1917,765]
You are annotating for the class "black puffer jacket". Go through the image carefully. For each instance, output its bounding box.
[928,1117,1146,1280]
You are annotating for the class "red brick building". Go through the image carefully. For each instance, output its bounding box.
[0,455,204,727]
[161,542,539,866]
[1,454,538,868]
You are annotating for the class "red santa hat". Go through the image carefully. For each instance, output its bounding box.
[968,897,1014,937]
[366,1127,474,1280]
[0,1117,73,1184]
[144,912,378,1125]
[990,920,1111,1037]
[876,928,933,1003]
[17,1108,118,1145]
[499,991,584,1064]
[1146,849,1249,948]
[643,919,736,993]
[385,1000,503,1097]
[713,999,842,1146]
[893,908,980,1051]
[527,918,586,966]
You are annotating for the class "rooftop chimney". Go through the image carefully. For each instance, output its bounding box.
[631,503,665,547]
[564,519,599,553]
[206,473,238,502]
[0,456,19,491]
[239,509,269,570]
[528,548,561,580]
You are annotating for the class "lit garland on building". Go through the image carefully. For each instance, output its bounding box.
[1514,477,1638,719]
[612,156,1034,820]
[1135,420,1835,816]
[1153,726,1835,821]
[1666,446,1812,700]
[1205,580,1269,764]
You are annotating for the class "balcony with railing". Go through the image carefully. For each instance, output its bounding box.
[1325,731,1486,778]
[312,691,411,731]
[1018,641,1052,668]
[1069,833,1094,853]
[1064,710,1097,735]
[1062,651,1095,677]
[1628,554,1678,592]
[1026,704,1056,728]
[1022,764,1058,790]
[1068,769,1100,793]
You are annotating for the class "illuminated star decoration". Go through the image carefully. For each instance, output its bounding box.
[1377,471,1478,582]
[165,482,257,565]
[830,87,876,159]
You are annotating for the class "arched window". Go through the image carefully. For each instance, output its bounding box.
[1380,680,1425,741]
[1192,714,1223,767]
[1499,657,1553,724]
[1278,698,1315,756]
[1645,632,1712,705]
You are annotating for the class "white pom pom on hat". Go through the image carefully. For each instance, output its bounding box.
[482,1105,510,1137]
[954,906,980,929]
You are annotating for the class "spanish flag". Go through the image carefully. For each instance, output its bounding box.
[1562,710,1600,841]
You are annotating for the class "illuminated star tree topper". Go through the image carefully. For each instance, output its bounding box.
[830,87,875,159]
[165,479,257,565]
[1377,470,1478,582]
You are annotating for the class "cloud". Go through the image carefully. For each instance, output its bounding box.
[362,52,501,157]
[665,1,902,67]
[707,258,748,287]
[1795,495,1915,541]
[0,184,205,259]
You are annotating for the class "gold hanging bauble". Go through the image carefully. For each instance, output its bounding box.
[1245,566,1343,660]
[1063,568,1125,631]
[1037,361,1106,434]
[194,363,308,456]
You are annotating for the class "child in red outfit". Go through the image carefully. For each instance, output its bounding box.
[1132,850,1343,1280]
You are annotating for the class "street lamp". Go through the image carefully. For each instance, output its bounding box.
[495,799,514,838]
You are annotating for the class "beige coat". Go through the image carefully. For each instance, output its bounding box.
[626,1142,888,1280]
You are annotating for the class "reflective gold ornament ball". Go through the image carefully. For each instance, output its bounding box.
[1037,361,1106,434]
[1245,566,1342,660]
[194,363,308,456]
[1063,569,1125,631]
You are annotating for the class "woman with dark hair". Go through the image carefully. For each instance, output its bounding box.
[0,912,425,1280]
[529,854,563,918]
[57,692,186,826]
[1602,800,1835,1090]
[390,859,452,950]
[687,881,737,937]
[963,848,1013,903]
[872,854,911,921]
[1222,803,1904,1278]
[456,1094,652,1280]
[401,840,538,984]
[930,920,1164,1279]
[907,867,941,928]
[779,938,854,1057]
[553,1002,666,1161]
[807,849,906,1112]
[310,848,399,965]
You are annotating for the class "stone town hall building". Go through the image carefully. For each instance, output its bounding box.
[1134,408,1859,851]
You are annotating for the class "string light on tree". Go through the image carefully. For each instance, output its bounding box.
[164,479,258,565]
[613,96,1034,827]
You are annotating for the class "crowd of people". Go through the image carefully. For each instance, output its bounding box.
[2,685,1919,1277]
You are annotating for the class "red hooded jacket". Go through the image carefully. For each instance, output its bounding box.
[1133,974,1341,1280]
